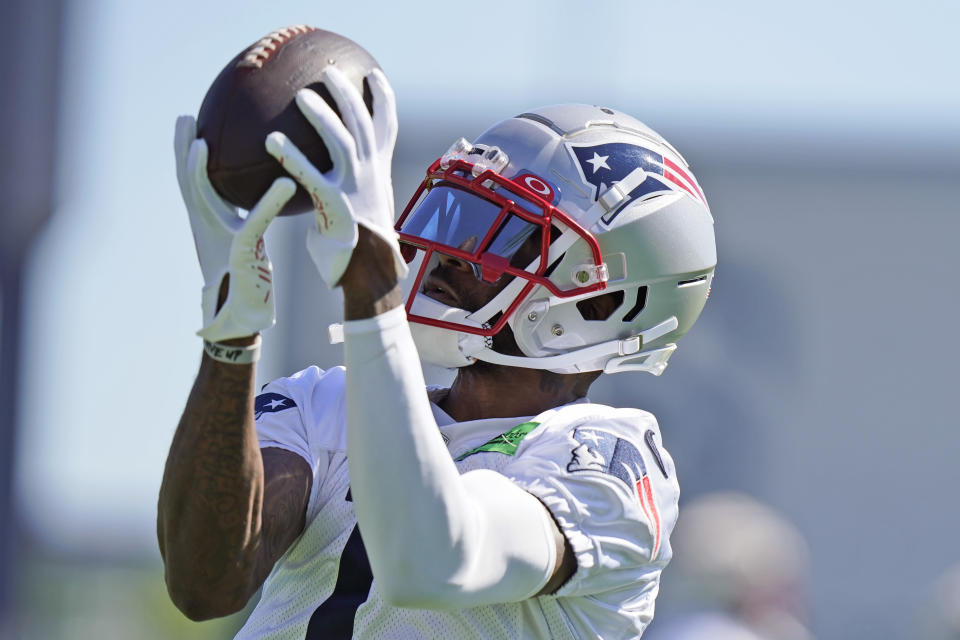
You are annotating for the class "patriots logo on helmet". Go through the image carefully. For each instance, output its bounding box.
[568,427,663,556]
[569,142,706,225]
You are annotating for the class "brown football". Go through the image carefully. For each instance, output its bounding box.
[197,25,379,215]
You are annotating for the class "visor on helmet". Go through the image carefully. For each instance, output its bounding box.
[399,184,541,266]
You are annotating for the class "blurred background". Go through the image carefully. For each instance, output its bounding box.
[1,0,958,638]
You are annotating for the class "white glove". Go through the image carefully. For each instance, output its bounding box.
[265,67,408,288]
[174,116,296,342]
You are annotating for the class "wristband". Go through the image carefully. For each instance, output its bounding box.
[203,336,261,364]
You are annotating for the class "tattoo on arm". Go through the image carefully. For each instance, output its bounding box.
[157,355,310,615]
[158,354,263,606]
[252,447,313,584]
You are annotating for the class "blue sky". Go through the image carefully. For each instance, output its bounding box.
[15,0,959,554]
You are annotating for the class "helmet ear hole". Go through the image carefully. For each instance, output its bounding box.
[621,286,648,322]
[576,290,625,322]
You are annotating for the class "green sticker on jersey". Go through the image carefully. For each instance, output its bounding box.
[454,421,541,461]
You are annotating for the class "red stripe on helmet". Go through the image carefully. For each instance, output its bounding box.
[663,156,705,203]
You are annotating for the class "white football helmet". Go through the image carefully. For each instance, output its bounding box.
[396,104,716,375]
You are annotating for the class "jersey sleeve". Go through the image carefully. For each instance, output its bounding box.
[501,405,680,599]
[254,385,310,465]
[254,365,348,466]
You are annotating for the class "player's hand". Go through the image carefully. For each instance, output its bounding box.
[265,67,409,288]
[174,116,296,341]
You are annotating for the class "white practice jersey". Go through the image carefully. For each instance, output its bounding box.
[236,365,680,640]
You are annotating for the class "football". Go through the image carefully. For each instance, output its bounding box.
[197,25,380,215]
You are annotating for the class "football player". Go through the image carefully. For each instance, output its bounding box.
[157,67,716,639]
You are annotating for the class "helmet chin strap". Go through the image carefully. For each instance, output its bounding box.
[399,293,679,375]
[463,315,679,375]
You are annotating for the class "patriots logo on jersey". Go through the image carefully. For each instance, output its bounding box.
[569,142,705,225]
[567,427,662,556]
[254,392,296,420]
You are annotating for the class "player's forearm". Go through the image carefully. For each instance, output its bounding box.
[342,311,468,600]
[157,349,265,619]
[342,309,555,608]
